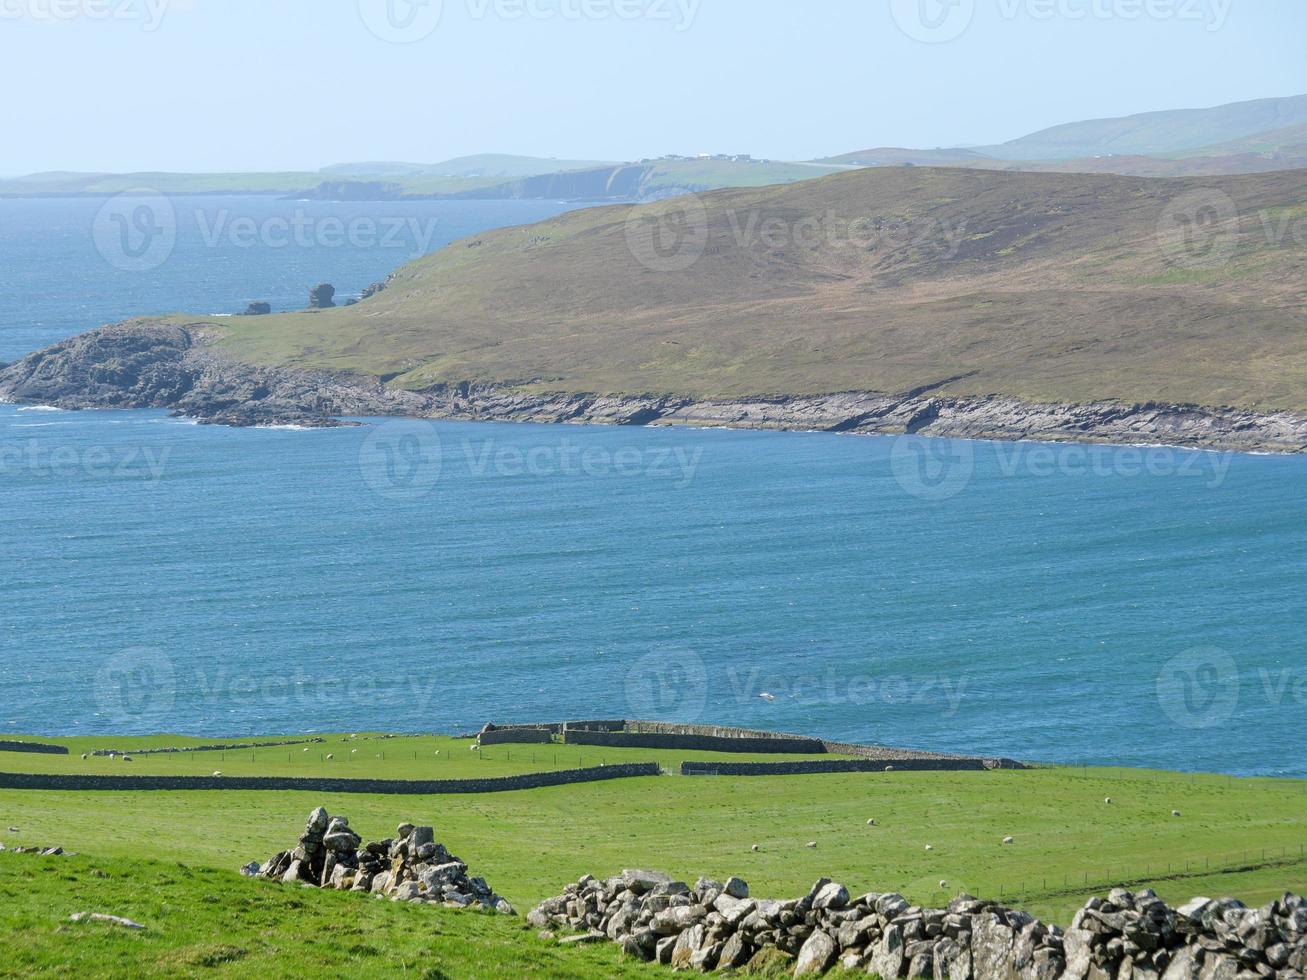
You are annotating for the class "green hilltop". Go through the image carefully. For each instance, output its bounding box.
[199,165,1307,413]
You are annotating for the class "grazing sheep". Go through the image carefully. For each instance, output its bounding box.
[211,771,222,777]
[751,844,761,852]
[1172,810,1182,817]
[1003,836,1015,845]
[80,754,88,760]
[806,841,818,849]
[303,748,310,753]
[867,819,877,826]
[939,880,948,889]
[1104,797,1113,804]
[325,754,334,760]
[122,756,132,763]
[925,844,934,851]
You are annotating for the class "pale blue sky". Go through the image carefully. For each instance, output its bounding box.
[2,0,1304,173]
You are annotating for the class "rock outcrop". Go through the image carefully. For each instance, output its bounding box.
[238,302,271,316]
[245,808,515,915]
[530,873,1306,979]
[4,319,1307,451]
[308,284,336,309]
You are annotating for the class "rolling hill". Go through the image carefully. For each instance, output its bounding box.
[5,165,1307,447]
[974,94,1307,161]
[822,95,1307,179]
[322,154,617,179]
[198,166,1307,410]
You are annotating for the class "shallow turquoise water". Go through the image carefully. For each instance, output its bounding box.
[1,197,1304,774]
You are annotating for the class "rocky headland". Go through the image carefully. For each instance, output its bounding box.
[2,320,1306,453]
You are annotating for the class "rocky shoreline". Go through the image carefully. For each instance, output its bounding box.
[3,321,1306,454]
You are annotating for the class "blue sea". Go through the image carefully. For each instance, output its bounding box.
[1,197,1304,776]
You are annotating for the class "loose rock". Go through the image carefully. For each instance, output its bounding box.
[243,807,514,915]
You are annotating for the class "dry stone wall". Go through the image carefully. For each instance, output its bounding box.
[0,740,68,755]
[0,763,659,795]
[530,871,1307,979]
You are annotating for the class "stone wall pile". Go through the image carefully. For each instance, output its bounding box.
[0,740,68,755]
[243,807,515,915]
[528,871,1306,979]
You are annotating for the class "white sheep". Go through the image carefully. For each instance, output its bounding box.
[212,771,222,777]
[867,819,877,826]
[1003,836,1015,845]
[325,754,334,760]
[806,841,818,849]
[925,844,934,851]
[1104,797,1113,804]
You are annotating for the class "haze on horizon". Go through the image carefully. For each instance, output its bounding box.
[1,0,1305,175]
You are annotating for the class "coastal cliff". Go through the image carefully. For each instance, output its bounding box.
[4,320,1305,452]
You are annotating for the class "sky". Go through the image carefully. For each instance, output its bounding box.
[1,0,1305,174]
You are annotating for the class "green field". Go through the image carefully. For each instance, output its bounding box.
[0,734,851,780]
[1,735,1304,976]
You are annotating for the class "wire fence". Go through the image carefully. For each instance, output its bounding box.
[919,842,1307,925]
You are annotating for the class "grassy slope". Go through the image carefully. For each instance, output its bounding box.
[0,856,661,979]
[3,735,1304,976]
[194,166,1307,412]
[1,742,1304,920]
